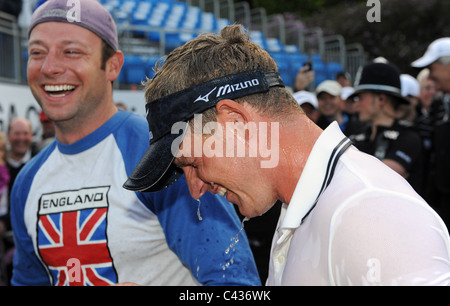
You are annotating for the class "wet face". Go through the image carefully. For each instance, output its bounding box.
[173,117,278,218]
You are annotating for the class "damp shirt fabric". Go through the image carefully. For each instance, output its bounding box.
[267,122,450,286]
[10,110,260,286]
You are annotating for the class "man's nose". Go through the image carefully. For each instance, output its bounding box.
[41,51,65,77]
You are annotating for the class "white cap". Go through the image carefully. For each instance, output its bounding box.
[400,74,420,97]
[411,37,450,68]
[316,80,342,97]
[341,86,355,100]
[292,90,318,109]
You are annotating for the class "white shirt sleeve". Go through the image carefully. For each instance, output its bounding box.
[329,192,450,285]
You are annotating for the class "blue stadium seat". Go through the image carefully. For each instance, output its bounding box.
[122,54,147,84]
[122,55,144,84]
[107,0,334,89]
[145,55,163,79]
[165,1,188,29]
[120,54,164,84]
[266,38,283,53]
[199,12,217,32]
[249,31,267,50]
[311,54,327,86]
[326,62,344,80]
[182,5,202,30]
[285,52,309,87]
[216,18,231,31]
[270,52,292,87]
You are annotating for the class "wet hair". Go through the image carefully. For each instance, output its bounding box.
[144,24,300,125]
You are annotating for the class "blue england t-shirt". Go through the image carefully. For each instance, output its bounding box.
[10,110,260,286]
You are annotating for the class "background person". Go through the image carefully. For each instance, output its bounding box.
[348,62,425,196]
[0,131,11,285]
[292,90,319,122]
[36,110,55,152]
[412,37,450,230]
[315,80,362,136]
[399,74,421,123]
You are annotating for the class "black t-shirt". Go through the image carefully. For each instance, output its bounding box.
[349,120,424,195]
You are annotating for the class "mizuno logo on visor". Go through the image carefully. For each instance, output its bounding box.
[145,69,284,143]
[194,87,217,103]
[193,78,262,103]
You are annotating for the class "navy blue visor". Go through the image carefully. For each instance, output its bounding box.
[123,69,284,192]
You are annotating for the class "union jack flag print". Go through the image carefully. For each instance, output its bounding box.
[37,187,117,286]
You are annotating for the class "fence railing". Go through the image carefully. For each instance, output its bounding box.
[0,12,22,84]
[1,0,366,86]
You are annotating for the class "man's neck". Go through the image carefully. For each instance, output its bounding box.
[55,103,118,145]
[274,115,323,205]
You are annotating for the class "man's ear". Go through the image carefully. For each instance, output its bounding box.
[215,99,252,126]
[106,51,124,82]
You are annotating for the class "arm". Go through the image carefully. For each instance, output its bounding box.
[294,65,315,92]
[149,176,261,286]
[382,159,407,178]
[10,170,51,286]
[382,128,422,180]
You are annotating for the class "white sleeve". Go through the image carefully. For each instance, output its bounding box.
[328,192,450,286]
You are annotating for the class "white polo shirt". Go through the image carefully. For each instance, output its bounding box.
[267,122,450,286]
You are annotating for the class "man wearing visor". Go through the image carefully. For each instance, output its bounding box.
[124,25,450,285]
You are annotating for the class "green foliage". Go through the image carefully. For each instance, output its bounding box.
[242,0,450,75]
[247,0,365,16]
[303,0,450,74]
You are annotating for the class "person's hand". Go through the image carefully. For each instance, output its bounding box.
[294,66,315,91]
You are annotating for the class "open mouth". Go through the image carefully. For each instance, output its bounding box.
[44,84,76,97]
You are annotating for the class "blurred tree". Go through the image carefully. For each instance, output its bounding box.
[242,0,364,16]
[239,0,450,75]
[302,0,450,75]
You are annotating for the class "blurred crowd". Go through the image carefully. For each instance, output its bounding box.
[291,43,450,231]
[1,0,450,286]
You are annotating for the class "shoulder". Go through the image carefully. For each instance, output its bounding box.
[10,142,57,222]
[111,111,149,151]
[110,111,151,175]
[329,189,450,285]
[387,121,422,150]
[113,110,149,136]
[394,120,421,138]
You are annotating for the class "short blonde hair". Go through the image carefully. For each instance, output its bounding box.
[144,24,299,125]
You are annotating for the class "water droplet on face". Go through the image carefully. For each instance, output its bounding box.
[196,198,203,221]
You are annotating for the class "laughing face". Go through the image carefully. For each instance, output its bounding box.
[27,22,115,135]
[173,109,279,218]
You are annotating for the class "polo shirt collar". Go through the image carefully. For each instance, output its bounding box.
[280,121,351,229]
